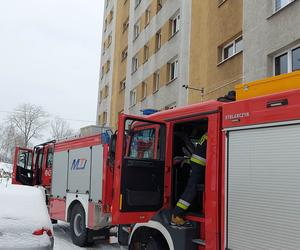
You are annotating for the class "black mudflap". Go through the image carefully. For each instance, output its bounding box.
[88,227,110,243]
[152,210,200,250]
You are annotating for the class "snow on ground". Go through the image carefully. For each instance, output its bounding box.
[0,162,122,249]
[53,221,122,250]
[0,177,11,188]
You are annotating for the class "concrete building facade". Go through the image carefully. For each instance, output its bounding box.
[97,0,244,129]
[97,0,118,127]
[188,0,243,104]
[243,0,300,82]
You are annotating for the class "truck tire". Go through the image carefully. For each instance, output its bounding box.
[70,203,88,247]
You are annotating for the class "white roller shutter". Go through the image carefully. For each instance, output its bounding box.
[227,124,300,250]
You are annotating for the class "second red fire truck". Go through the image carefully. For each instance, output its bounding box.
[13,71,300,249]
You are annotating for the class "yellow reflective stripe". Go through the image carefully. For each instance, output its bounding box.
[191,156,206,167]
[179,199,190,207]
[176,201,189,210]
[120,194,123,210]
[199,133,208,145]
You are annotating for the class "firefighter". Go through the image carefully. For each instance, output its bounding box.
[171,132,207,226]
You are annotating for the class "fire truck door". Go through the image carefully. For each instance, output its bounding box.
[112,114,167,225]
[13,147,34,186]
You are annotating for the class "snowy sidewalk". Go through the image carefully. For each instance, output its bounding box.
[53,222,122,250]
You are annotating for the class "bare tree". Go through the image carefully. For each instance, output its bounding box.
[50,117,73,140]
[0,123,25,163]
[8,103,49,147]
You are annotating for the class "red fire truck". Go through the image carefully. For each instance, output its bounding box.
[13,72,300,249]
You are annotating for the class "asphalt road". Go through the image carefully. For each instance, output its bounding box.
[53,221,122,250]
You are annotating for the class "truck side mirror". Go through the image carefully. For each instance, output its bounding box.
[109,133,117,166]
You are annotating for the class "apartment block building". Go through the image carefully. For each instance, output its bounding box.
[243,0,300,83]
[97,0,243,129]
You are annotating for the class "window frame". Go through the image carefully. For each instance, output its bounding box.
[155,30,162,52]
[135,0,142,9]
[170,14,180,37]
[169,58,179,82]
[130,89,137,107]
[143,44,149,63]
[120,78,126,91]
[157,0,163,13]
[141,82,147,100]
[273,45,300,76]
[132,55,139,73]
[134,21,140,40]
[123,17,129,33]
[153,71,160,93]
[121,47,128,62]
[145,8,151,27]
[222,35,243,62]
[274,0,294,12]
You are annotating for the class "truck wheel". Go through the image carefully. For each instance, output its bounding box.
[70,203,88,247]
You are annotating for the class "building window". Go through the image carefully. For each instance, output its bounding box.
[121,47,128,61]
[123,17,129,33]
[153,71,160,93]
[130,89,137,106]
[135,0,142,8]
[101,66,104,79]
[145,8,151,27]
[132,55,138,73]
[222,36,243,61]
[105,60,111,73]
[274,46,300,75]
[157,0,163,13]
[168,58,179,82]
[134,21,140,40]
[165,102,176,110]
[99,90,102,103]
[155,30,162,52]
[170,14,180,37]
[108,10,113,24]
[144,45,149,63]
[104,85,109,98]
[103,112,107,125]
[142,82,147,99]
[104,19,108,32]
[292,47,300,71]
[275,0,293,11]
[120,79,126,91]
[107,34,112,47]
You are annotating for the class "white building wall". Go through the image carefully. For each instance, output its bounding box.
[125,0,192,115]
[243,0,300,82]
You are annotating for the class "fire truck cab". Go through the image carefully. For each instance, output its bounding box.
[13,141,54,188]
[112,102,220,250]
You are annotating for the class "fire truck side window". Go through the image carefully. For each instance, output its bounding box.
[17,150,32,170]
[46,150,53,168]
[129,129,155,159]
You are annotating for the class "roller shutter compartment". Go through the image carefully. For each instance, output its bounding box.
[227,124,300,250]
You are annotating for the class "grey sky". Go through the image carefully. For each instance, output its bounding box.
[0,0,104,139]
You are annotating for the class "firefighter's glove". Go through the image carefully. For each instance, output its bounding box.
[171,214,187,226]
[182,146,192,158]
[180,156,191,168]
